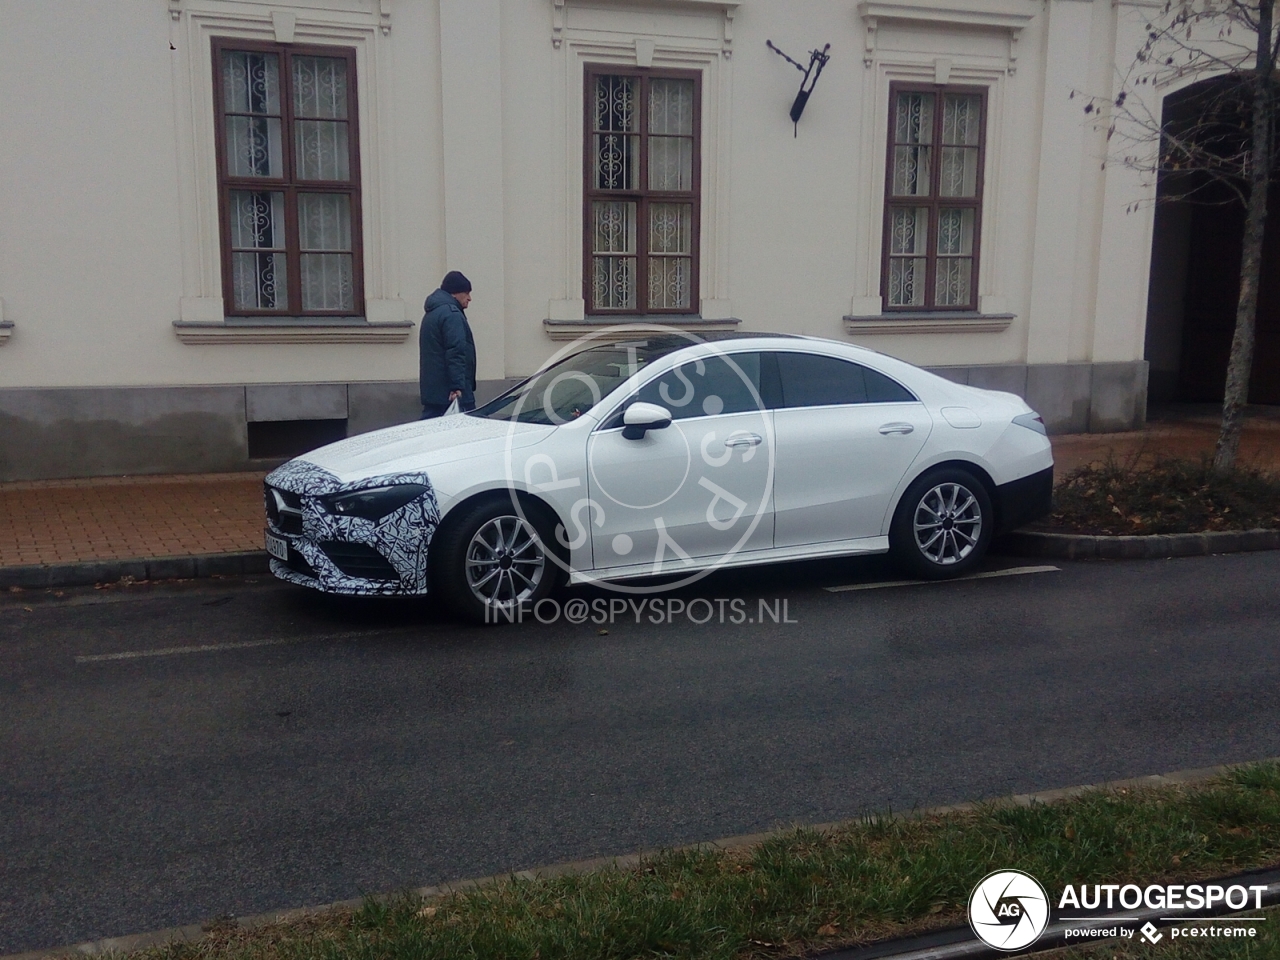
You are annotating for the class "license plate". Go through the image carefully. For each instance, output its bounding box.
[265,531,290,562]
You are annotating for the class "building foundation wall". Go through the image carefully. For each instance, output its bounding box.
[1,364,1146,481]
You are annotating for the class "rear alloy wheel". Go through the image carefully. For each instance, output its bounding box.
[431,497,561,623]
[889,467,993,579]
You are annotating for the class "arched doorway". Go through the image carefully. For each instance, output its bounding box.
[1144,76,1280,405]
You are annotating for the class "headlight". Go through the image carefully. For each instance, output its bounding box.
[322,484,429,521]
[1012,412,1047,436]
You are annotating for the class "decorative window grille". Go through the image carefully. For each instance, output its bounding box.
[214,41,363,316]
[883,84,986,311]
[586,69,700,315]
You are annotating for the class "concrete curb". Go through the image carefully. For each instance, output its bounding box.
[997,527,1280,560]
[6,756,1276,960]
[6,523,1279,593]
[0,551,270,590]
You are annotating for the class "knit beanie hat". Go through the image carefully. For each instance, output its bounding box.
[441,271,472,294]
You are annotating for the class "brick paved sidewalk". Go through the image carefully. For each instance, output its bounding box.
[0,473,266,568]
[1,415,1277,570]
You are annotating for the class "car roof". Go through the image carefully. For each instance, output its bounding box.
[563,331,891,370]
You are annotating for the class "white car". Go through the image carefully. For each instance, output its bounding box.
[264,333,1053,621]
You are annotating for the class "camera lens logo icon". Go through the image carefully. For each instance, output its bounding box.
[968,870,1050,951]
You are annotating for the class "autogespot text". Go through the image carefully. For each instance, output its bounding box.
[486,597,799,625]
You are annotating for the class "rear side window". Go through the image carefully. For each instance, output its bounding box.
[776,352,916,407]
[864,366,916,402]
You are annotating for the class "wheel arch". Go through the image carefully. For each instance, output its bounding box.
[885,458,1000,535]
[431,488,569,565]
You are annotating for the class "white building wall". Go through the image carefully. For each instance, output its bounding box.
[0,0,1164,478]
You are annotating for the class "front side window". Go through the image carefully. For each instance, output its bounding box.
[586,69,700,315]
[633,353,763,419]
[214,41,363,316]
[883,85,986,311]
[474,340,694,425]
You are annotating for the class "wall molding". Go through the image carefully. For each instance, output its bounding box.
[543,316,739,341]
[844,312,1015,335]
[857,0,1037,71]
[847,56,1011,321]
[546,6,734,327]
[172,318,413,344]
[167,0,399,332]
[553,0,740,56]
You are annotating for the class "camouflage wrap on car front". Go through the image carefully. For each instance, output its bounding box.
[264,459,441,596]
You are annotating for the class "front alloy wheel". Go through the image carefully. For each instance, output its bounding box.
[431,496,562,623]
[464,515,547,609]
[890,467,993,579]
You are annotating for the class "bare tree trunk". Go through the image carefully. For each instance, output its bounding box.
[1214,0,1274,471]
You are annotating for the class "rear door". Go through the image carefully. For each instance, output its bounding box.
[771,351,931,547]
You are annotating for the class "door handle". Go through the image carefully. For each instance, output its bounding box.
[879,422,915,435]
[724,433,763,448]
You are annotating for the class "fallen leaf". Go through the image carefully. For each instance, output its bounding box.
[418,906,438,919]
[817,923,839,936]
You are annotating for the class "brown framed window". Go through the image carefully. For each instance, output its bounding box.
[213,39,363,316]
[882,84,986,311]
[585,68,700,315]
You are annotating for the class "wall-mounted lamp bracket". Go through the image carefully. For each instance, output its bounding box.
[766,40,831,136]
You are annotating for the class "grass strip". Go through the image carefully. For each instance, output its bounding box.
[108,763,1280,960]
[1059,904,1280,958]
[1044,455,1280,536]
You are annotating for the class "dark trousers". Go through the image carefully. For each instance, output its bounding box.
[421,400,475,420]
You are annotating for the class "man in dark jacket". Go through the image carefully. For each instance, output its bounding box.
[419,271,477,418]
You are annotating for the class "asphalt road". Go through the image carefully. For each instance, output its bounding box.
[2,551,1278,954]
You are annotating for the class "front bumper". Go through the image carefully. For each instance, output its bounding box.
[994,465,1054,535]
[262,460,441,596]
[266,528,424,596]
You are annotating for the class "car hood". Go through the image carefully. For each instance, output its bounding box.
[286,415,553,485]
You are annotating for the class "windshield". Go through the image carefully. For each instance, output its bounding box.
[472,339,692,425]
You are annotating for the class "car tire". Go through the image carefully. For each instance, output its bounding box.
[430,495,564,624]
[888,466,994,580]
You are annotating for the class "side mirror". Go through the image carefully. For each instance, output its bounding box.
[621,401,673,440]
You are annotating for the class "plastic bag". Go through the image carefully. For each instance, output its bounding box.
[444,396,461,417]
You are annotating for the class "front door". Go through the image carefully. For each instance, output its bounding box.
[586,352,774,573]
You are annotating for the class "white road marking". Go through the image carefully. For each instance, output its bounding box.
[824,564,1060,593]
[75,632,366,663]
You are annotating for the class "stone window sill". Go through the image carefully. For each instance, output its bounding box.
[173,317,414,345]
[543,315,741,342]
[844,312,1015,335]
